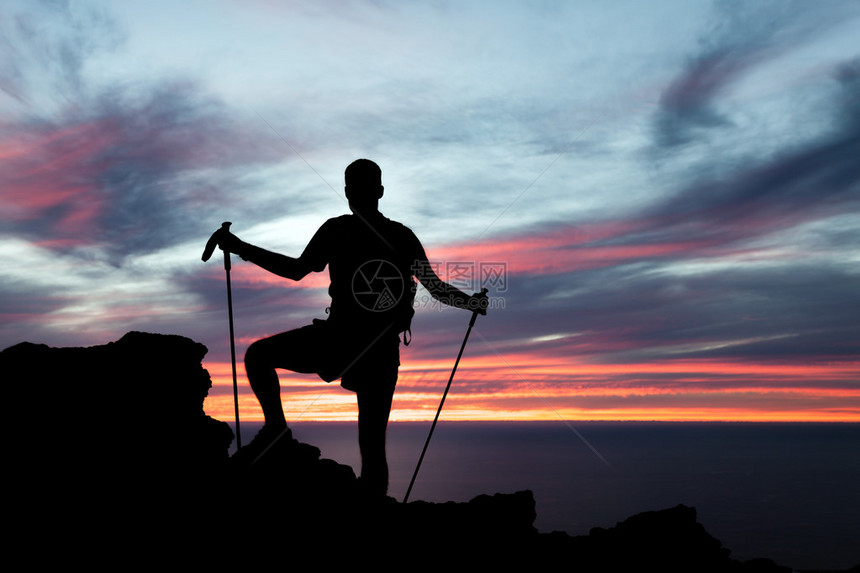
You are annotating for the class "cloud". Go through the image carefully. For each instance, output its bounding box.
[0,86,294,260]
[0,1,121,107]
[651,0,856,149]
[643,56,860,243]
[834,57,860,129]
[0,0,314,264]
[0,0,323,348]
[425,84,860,370]
[653,49,747,148]
[0,2,346,265]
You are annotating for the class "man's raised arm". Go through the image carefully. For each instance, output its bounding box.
[218,231,314,281]
[413,254,488,315]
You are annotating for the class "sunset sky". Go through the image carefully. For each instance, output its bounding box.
[2,0,859,424]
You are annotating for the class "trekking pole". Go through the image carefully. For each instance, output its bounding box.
[202,221,242,449]
[403,288,488,503]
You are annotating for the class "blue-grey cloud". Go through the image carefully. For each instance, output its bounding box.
[0,0,121,105]
[652,0,855,149]
[645,56,860,240]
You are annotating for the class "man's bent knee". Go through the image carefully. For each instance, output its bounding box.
[245,338,273,370]
[245,329,317,375]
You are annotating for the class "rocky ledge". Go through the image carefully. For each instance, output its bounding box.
[1,332,823,570]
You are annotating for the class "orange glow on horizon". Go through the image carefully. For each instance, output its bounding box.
[202,354,860,423]
[204,390,860,424]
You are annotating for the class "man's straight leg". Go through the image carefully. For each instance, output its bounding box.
[356,385,394,496]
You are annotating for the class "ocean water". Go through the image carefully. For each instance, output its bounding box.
[233,421,859,571]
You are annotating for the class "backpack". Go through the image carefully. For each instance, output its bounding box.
[347,255,417,345]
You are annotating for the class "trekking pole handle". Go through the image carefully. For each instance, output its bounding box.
[469,288,489,327]
[201,221,232,262]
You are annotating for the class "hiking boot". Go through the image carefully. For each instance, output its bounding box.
[231,424,293,466]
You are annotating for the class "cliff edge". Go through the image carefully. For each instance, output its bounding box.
[2,332,800,571]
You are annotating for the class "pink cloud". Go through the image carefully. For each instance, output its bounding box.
[425,219,720,277]
[0,119,120,236]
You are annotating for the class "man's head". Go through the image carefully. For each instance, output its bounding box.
[345,159,384,212]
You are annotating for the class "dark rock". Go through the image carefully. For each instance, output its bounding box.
[0,332,806,571]
[3,331,233,513]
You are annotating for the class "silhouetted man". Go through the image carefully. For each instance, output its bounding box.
[217,159,487,496]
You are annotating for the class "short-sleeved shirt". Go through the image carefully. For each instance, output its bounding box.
[300,212,424,391]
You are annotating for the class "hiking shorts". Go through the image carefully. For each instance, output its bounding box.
[247,319,400,394]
